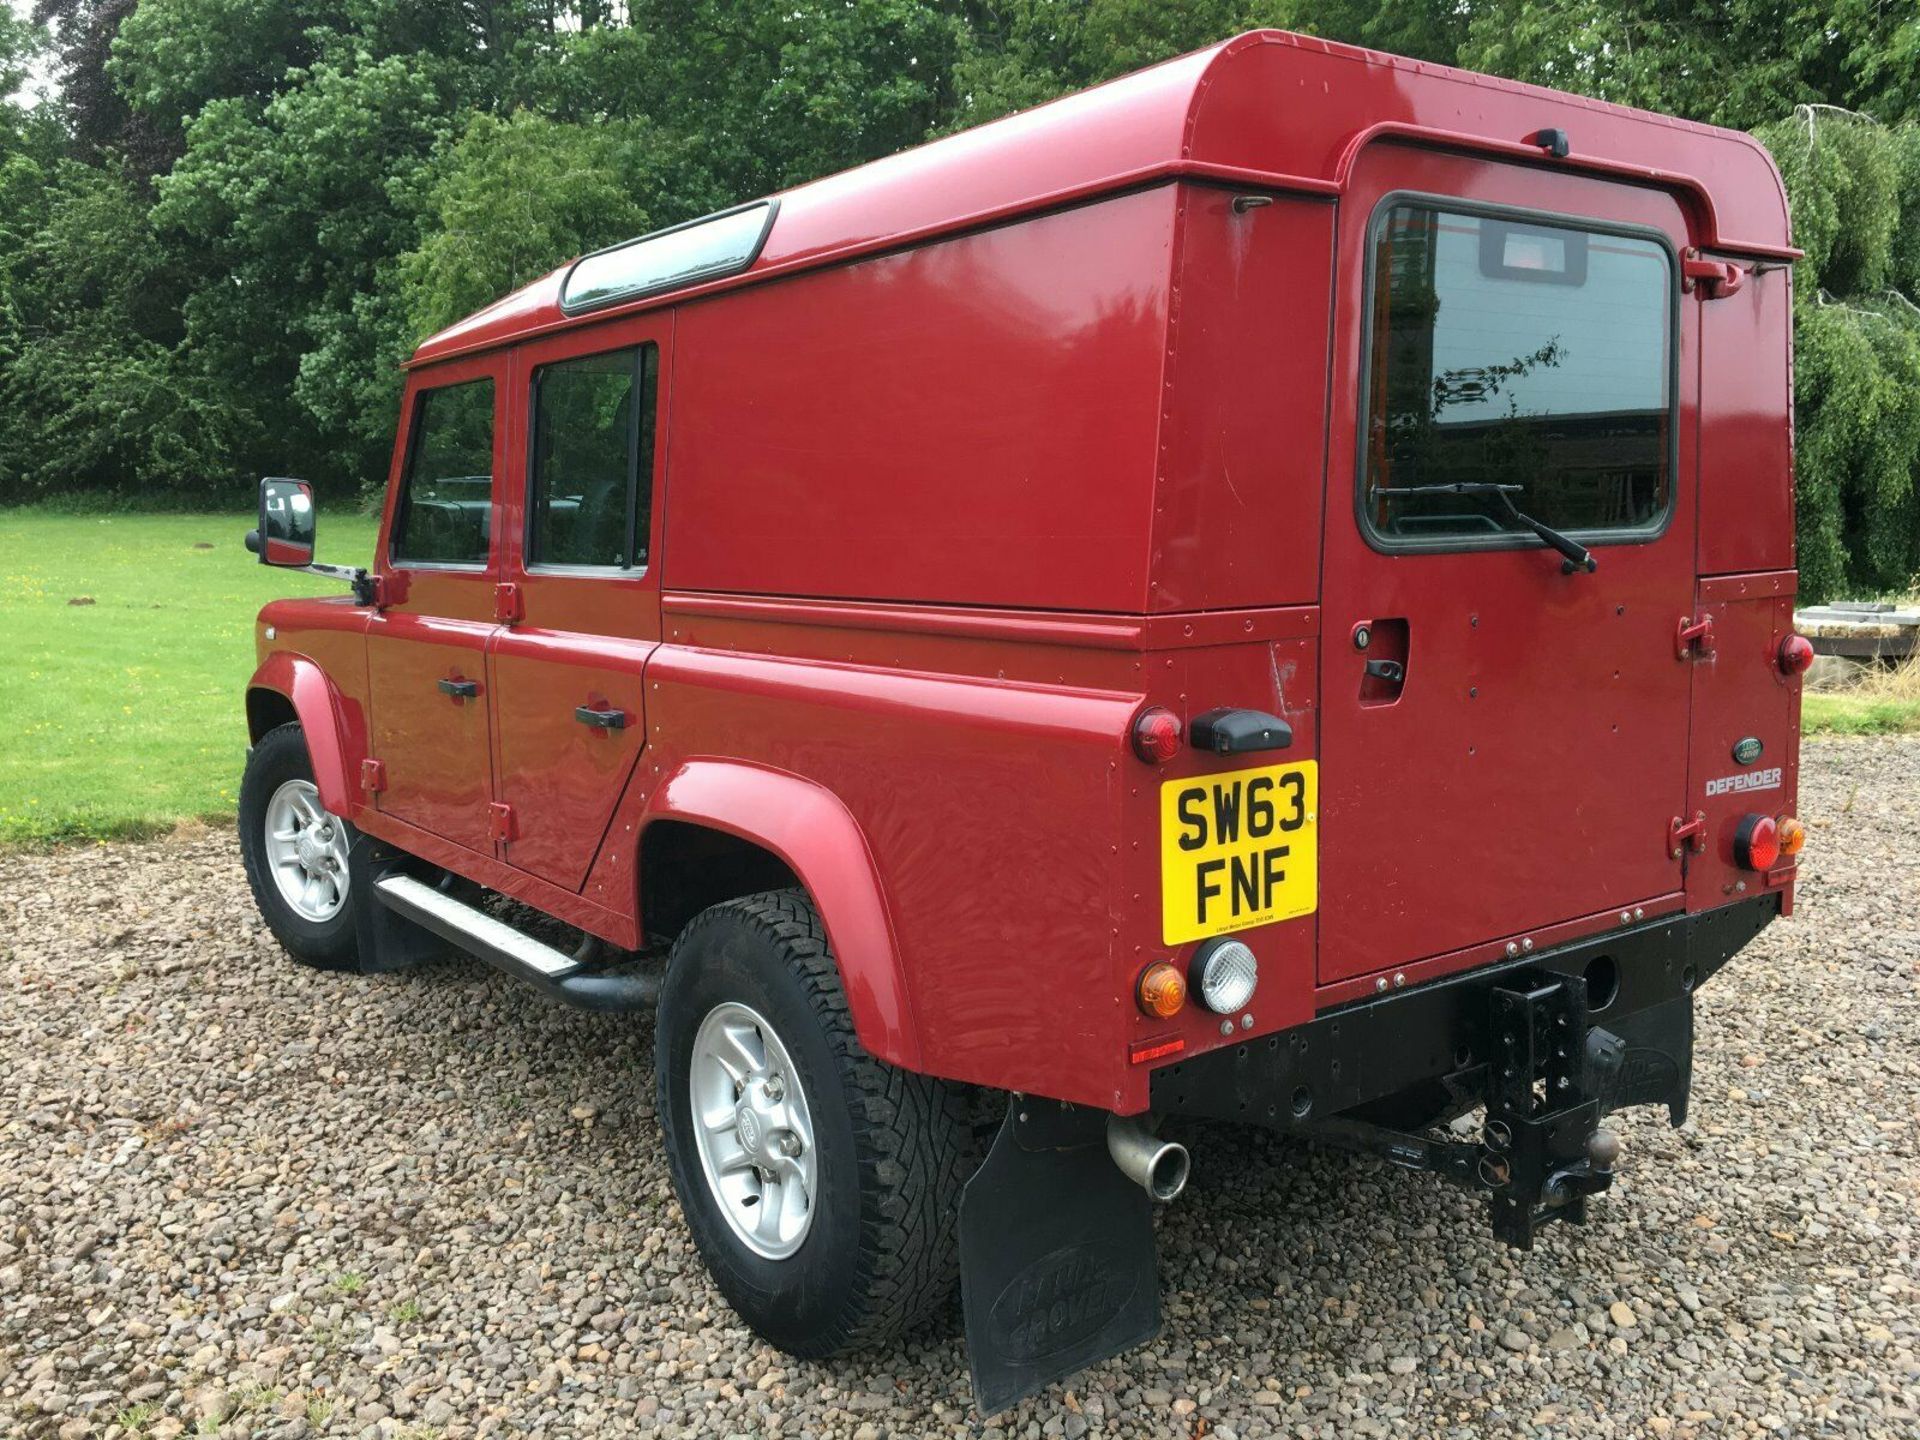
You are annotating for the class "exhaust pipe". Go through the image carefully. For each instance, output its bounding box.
[1106,1114,1190,1202]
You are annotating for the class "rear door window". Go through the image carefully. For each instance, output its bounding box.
[527,345,660,570]
[1361,201,1675,546]
[391,378,495,567]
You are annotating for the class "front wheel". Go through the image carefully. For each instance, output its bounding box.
[238,722,360,970]
[656,890,973,1356]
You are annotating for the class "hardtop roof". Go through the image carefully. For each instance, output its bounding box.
[410,28,1793,368]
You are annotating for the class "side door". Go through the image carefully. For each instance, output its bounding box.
[1316,146,1699,985]
[485,320,669,889]
[365,358,505,855]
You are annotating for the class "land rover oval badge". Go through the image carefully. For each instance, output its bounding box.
[1732,736,1764,764]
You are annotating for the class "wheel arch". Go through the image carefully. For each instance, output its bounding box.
[246,651,360,818]
[639,759,922,1072]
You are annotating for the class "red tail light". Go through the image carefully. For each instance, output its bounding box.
[1777,634,1815,675]
[1131,706,1182,764]
[1733,813,1780,871]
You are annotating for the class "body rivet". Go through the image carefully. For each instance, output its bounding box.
[1505,942,1520,958]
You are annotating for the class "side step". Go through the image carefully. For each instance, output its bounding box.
[371,873,660,1012]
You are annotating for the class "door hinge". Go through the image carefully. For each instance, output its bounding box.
[1674,613,1715,660]
[488,801,517,843]
[1682,253,1746,298]
[360,758,387,795]
[493,581,523,624]
[1669,812,1706,859]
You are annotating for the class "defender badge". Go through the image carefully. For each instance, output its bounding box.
[1732,736,1764,764]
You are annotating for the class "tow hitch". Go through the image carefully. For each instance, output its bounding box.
[1305,975,1623,1247]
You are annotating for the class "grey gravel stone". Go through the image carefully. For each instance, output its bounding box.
[3,737,1918,1438]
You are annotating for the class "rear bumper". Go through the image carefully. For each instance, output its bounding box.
[1151,894,1779,1133]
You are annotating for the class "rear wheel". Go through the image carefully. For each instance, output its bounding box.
[239,722,359,970]
[656,890,973,1355]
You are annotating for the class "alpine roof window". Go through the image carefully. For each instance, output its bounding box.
[561,201,774,314]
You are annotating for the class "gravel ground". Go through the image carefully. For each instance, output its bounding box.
[3,736,1917,1440]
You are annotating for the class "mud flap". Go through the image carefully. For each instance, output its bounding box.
[1592,993,1695,1126]
[350,837,449,974]
[959,1101,1161,1416]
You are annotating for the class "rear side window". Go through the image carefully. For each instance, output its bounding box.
[392,378,495,567]
[1362,202,1674,545]
[528,345,659,570]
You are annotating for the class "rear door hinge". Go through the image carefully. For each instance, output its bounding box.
[360,758,387,795]
[1682,253,1746,298]
[1669,812,1706,859]
[489,801,517,843]
[1674,613,1714,660]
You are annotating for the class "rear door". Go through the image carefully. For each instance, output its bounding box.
[1317,146,1697,985]
[485,320,668,889]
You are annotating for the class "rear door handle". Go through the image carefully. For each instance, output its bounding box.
[1364,659,1404,684]
[574,704,628,730]
[437,677,480,698]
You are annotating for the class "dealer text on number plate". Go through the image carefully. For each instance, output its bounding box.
[1160,761,1317,945]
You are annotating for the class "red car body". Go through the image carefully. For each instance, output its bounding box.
[245,32,1803,1400]
[251,28,1801,1112]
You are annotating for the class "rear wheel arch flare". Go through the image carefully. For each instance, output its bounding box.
[637,761,922,1072]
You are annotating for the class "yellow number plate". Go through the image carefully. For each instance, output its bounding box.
[1160,761,1317,945]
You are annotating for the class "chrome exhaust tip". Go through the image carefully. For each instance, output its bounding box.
[1106,1114,1190,1202]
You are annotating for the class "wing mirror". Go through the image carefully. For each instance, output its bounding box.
[245,477,317,567]
[243,475,379,605]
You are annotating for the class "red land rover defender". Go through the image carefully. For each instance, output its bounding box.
[239,31,1809,1411]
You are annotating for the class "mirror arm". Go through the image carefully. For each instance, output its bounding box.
[299,562,380,606]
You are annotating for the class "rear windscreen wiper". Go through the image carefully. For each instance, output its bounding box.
[1373,482,1597,574]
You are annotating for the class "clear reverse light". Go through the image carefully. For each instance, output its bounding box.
[1193,938,1258,1014]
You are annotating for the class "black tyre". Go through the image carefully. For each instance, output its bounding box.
[238,722,360,970]
[656,890,973,1356]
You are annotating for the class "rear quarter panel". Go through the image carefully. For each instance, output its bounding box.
[636,604,1146,1108]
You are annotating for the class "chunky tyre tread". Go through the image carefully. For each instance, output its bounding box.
[672,890,974,1353]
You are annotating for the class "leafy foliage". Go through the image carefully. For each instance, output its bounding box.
[0,0,1915,599]
[1754,108,1920,599]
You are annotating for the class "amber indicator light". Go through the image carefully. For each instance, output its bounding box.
[1136,961,1187,1018]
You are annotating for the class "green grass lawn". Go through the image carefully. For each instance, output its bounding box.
[1,507,1913,847]
[0,508,378,846]
[1803,690,1920,735]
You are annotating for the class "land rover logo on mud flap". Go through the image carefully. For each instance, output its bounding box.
[988,1240,1139,1364]
[1732,737,1764,765]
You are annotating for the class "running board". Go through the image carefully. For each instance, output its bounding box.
[371,873,660,1012]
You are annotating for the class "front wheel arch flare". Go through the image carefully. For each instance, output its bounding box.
[639,760,921,1073]
[246,651,358,818]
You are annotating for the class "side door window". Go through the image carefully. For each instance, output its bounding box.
[528,347,660,570]
[392,378,496,567]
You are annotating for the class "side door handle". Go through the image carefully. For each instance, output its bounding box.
[437,677,480,699]
[574,704,628,731]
